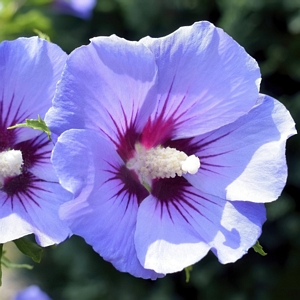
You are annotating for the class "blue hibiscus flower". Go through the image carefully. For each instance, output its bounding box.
[46,21,296,278]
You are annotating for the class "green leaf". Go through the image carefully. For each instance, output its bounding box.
[252,240,267,256]
[184,265,193,283]
[13,237,43,263]
[33,29,51,41]
[8,115,51,140]
[0,244,3,286]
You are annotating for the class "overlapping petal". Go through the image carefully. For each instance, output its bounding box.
[135,193,211,274]
[185,95,296,202]
[135,184,265,274]
[140,21,261,141]
[54,129,162,279]
[0,37,67,144]
[46,35,158,158]
[211,200,266,263]
[0,178,71,246]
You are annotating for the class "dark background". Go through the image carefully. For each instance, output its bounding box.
[1,0,300,299]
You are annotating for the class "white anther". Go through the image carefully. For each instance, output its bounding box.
[0,150,23,180]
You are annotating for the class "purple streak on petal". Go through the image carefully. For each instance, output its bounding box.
[0,153,73,241]
[0,37,70,246]
[1,93,19,127]
[140,78,178,148]
[140,21,261,139]
[2,172,47,209]
[184,95,296,202]
[165,128,233,155]
[141,115,175,149]
[1,92,45,148]
[105,164,149,206]
[100,106,140,161]
[14,136,50,170]
[24,135,59,182]
[55,129,161,278]
[151,177,222,223]
[0,175,72,245]
[140,76,204,148]
[1,133,55,209]
[135,186,223,273]
[136,182,266,273]
[1,37,67,145]
[0,93,25,150]
[0,37,67,121]
[46,36,157,151]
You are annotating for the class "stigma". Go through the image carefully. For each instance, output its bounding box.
[127,144,200,184]
[0,149,23,185]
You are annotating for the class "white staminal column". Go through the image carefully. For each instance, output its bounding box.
[127,145,200,187]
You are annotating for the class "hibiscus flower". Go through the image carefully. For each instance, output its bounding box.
[14,285,51,300]
[53,0,96,20]
[46,21,296,278]
[0,37,71,246]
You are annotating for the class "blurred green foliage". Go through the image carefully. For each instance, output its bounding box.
[1,0,300,299]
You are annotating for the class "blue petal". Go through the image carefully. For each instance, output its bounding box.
[45,35,157,156]
[185,94,297,202]
[211,200,266,263]
[140,21,261,139]
[0,37,67,144]
[0,178,72,246]
[135,184,265,274]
